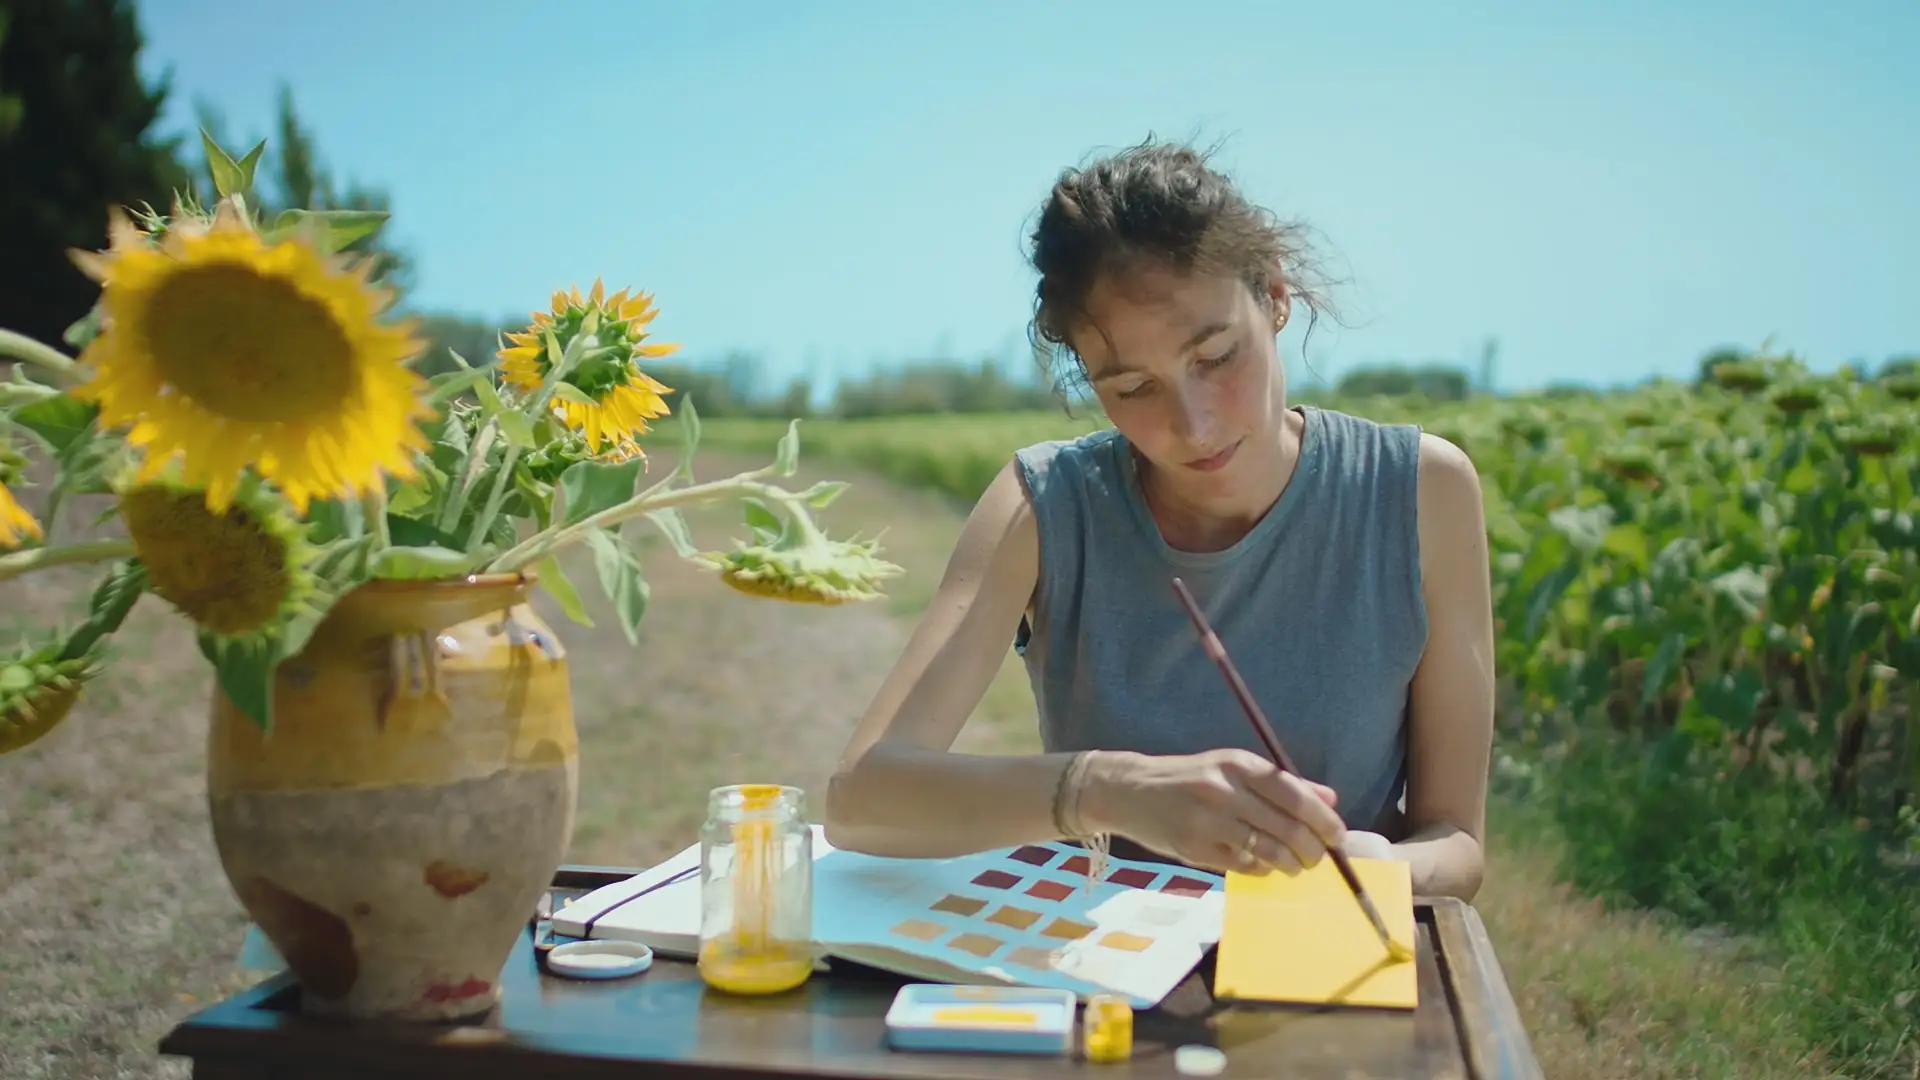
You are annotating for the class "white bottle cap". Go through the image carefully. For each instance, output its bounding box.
[1175,1044,1228,1076]
[545,939,654,980]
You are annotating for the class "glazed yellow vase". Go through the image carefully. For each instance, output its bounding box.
[205,573,578,1021]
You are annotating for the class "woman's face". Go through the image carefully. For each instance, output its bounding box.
[1074,264,1290,498]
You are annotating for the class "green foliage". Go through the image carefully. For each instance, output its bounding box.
[0,0,185,349]
[735,363,1917,1077]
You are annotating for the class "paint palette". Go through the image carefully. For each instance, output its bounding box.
[812,840,1225,1008]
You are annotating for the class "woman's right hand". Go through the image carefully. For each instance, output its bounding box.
[1078,748,1349,875]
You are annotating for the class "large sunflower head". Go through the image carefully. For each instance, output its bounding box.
[67,199,435,514]
[0,443,41,550]
[499,278,677,457]
[116,470,317,639]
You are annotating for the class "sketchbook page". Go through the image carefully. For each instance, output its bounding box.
[813,839,1224,1008]
[1213,855,1419,1010]
[553,824,836,957]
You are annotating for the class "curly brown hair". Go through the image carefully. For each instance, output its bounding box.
[1026,136,1343,403]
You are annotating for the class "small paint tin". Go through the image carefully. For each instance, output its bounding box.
[1081,993,1134,1063]
[545,939,654,980]
[884,984,1076,1056]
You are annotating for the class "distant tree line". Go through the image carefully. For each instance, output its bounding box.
[6,2,1911,416]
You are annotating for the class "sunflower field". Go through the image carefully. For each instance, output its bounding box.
[688,355,1920,864]
[689,359,1919,1068]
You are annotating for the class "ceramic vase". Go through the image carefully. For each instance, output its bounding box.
[205,573,578,1021]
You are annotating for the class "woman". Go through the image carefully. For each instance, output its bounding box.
[822,139,1494,901]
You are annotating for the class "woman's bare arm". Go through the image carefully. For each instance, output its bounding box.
[823,459,1090,857]
[1394,433,1497,900]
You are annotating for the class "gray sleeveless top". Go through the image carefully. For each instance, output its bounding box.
[1011,405,1428,840]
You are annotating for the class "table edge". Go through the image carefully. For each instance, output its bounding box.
[1426,897,1544,1080]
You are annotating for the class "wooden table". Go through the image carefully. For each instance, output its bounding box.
[159,864,1543,1080]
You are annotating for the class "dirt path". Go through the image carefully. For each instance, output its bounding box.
[0,449,1820,1080]
[0,450,1028,1080]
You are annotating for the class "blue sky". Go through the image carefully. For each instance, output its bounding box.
[136,0,1916,396]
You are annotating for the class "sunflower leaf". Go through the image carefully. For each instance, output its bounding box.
[584,527,649,645]
[234,139,268,191]
[368,544,483,580]
[269,208,390,253]
[534,554,594,628]
[13,393,97,455]
[800,480,849,509]
[773,420,802,477]
[645,509,699,559]
[550,382,598,408]
[740,497,783,536]
[675,395,701,480]
[201,129,248,198]
[472,379,535,449]
[557,458,645,528]
[198,631,282,732]
[427,367,494,407]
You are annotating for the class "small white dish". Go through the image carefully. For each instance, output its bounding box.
[546,939,654,980]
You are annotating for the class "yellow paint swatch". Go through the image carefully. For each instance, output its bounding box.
[1213,856,1418,1010]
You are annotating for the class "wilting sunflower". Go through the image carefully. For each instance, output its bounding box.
[117,473,317,638]
[0,653,96,755]
[499,278,676,457]
[68,201,434,513]
[700,513,902,606]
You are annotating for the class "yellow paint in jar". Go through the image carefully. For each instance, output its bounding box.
[1081,993,1133,1063]
[697,783,815,995]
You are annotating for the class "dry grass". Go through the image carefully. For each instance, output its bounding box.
[0,450,1841,1079]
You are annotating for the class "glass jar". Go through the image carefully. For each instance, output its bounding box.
[697,783,814,995]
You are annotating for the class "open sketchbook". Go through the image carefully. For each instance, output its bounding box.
[552,830,1226,1008]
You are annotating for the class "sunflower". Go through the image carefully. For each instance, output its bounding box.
[0,654,94,755]
[67,201,434,513]
[699,514,902,606]
[0,480,38,550]
[499,278,677,457]
[117,473,317,638]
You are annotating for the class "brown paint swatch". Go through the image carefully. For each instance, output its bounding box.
[1160,875,1212,897]
[971,869,1022,890]
[1040,917,1094,941]
[1026,878,1074,902]
[890,918,946,942]
[987,905,1042,931]
[1006,945,1056,970]
[1059,854,1091,875]
[949,932,1003,958]
[1009,845,1056,866]
[1099,930,1155,952]
[931,893,987,916]
[1107,868,1157,889]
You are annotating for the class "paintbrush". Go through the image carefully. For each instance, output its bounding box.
[1169,576,1412,963]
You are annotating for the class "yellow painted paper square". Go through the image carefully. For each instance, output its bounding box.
[1213,856,1418,1010]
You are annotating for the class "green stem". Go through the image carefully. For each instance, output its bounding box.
[0,382,61,407]
[487,469,797,573]
[0,329,78,379]
[464,442,523,551]
[362,485,391,549]
[437,420,497,534]
[0,539,137,583]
